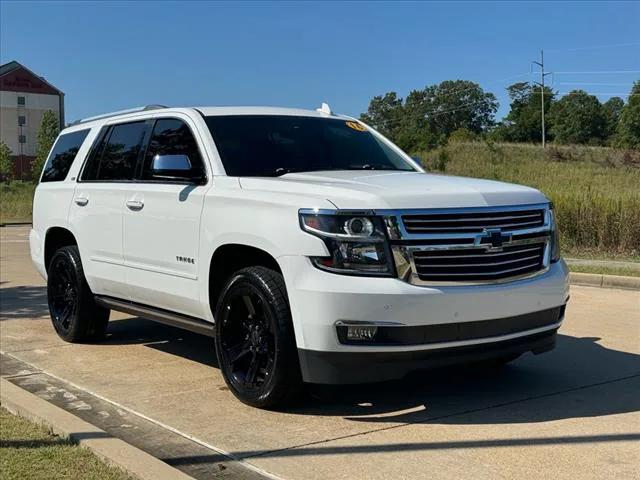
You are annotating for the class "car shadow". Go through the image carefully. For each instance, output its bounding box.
[106,315,640,426]
[2,285,639,426]
[0,285,49,320]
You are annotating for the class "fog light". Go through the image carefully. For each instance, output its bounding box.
[346,325,378,341]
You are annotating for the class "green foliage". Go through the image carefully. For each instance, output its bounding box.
[615,81,640,150]
[33,110,60,178]
[495,83,555,143]
[0,140,13,182]
[362,79,637,147]
[417,142,640,256]
[549,90,606,145]
[602,97,625,142]
[448,128,478,143]
[361,80,497,152]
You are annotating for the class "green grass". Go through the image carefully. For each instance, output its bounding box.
[568,263,640,277]
[0,182,35,224]
[419,142,640,257]
[0,407,134,480]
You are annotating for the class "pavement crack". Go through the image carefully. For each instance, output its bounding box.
[2,371,41,379]
[242,372,640,460]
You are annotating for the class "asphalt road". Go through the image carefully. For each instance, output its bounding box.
[1,225,639,479]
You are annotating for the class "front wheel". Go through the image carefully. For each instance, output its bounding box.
[214,266,302,409]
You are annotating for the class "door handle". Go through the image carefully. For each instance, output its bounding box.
[74,196,89,206]
[126,200,144,211]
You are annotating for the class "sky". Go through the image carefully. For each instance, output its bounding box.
[1,1,639,123]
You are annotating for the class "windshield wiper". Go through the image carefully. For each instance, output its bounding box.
[273,167,303,176]
[360,164,398,171]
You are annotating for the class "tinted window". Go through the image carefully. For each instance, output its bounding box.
[205,115,414,177]
[141,119,204,181]
[83,121,147,181]
[41,129,90,182]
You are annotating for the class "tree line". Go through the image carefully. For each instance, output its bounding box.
[360,80,640,151]
[0,110,59,182]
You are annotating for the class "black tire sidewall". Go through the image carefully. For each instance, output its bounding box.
[214,267,300,408]
[46,246,108,342]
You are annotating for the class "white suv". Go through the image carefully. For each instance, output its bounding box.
[30,104,569,408]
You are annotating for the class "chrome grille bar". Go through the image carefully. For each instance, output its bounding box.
[379,203,552,286]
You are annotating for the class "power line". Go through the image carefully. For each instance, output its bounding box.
[402,72,530,100]
[555,91,638,96]
[553,70,640,74]
[372,94,510,129]
[556,82,633,86]
[546,41,640,53]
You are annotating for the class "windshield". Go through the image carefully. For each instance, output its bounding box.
[205,115,416,177]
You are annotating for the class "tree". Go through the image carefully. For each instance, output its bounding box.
[602,97,625,142]
[33,110,60,178]
[361,80,498,152]
[549,90,606,145]
[495,82,555,143]
[615,81,640,150]
[409,80,498,139]
[360,92,404,140]
[0,140,13,181]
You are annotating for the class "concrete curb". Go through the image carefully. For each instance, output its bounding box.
[0,222,32,227]
[0,378,193,480]
[570,272,640,290]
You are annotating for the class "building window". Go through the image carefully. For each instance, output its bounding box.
[18,115,26,126]
[17,96,25,106]
[19,135,26,144]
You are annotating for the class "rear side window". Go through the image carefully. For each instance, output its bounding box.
[82,121,147,181]
[141,118,205,181]
[41,129,90,182]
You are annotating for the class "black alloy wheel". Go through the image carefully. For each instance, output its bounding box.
[46,246,110,343]
[215,267,302,408]
[219,284,276,391]
[48,252,79,334]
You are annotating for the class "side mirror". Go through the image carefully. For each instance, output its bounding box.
[410,155,422,164]
[151,154,203,183]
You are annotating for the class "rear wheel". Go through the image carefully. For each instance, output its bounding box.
[214,266,302,409]
[47,245,109,342]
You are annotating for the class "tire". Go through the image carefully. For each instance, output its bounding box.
[214,266,302,409]
[47,245,110,343]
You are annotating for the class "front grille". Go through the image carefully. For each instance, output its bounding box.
[412,242,546,282]
[402,209,545,234]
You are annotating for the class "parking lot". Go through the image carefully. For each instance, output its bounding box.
[1,225,639,479]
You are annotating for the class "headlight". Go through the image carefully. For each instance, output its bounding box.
[299,210,394,276]
[549,207,561,263]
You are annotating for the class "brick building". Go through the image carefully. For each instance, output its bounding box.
[0,61,65,179]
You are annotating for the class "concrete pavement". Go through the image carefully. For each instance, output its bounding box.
[1,225,639,479]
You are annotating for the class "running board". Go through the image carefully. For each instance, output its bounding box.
[95,296,215,337]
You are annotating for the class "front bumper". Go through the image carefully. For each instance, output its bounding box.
[278,256,569,383]
[299,327,559,384]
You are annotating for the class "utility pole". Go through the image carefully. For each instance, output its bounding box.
[532,50,552,148]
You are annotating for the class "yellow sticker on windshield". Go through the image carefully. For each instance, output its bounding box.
[345,121,367,132]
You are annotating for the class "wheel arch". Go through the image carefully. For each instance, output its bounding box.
[44,226,78,273]
[208,243,283,316]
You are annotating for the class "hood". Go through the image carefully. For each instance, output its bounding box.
[238,170,548,210]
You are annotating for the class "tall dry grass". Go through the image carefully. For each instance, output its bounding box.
[0,181,36,223]
[419,142,640,258]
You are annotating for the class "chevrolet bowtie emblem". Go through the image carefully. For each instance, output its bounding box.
[475,228,512,252]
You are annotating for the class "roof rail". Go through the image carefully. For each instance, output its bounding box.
[68,104,168,126]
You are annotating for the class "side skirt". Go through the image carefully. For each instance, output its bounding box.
[94,295,215,337]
